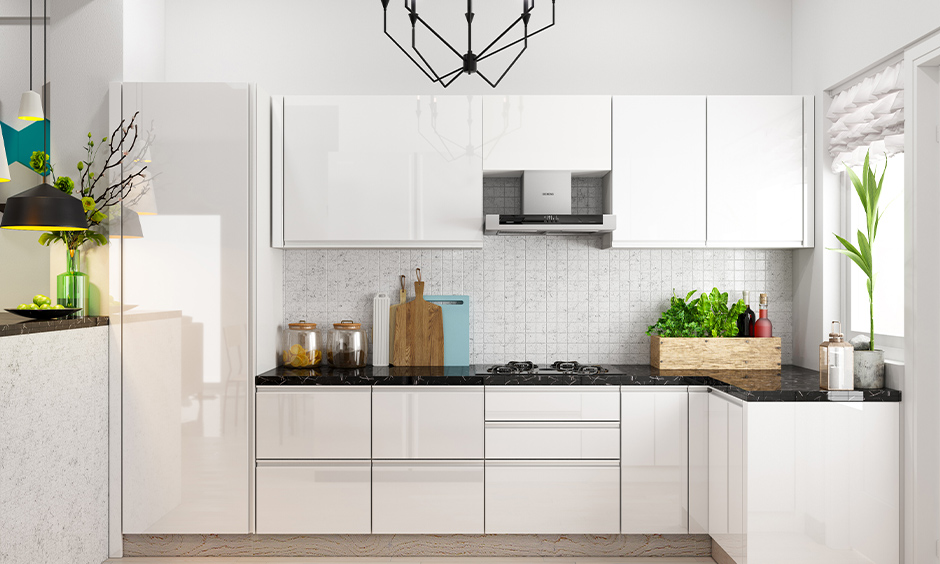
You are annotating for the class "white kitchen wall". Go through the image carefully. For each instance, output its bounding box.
[128,0,793,96]
[284,236,793,366]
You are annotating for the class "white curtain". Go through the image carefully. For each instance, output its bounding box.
[827,61,904,173]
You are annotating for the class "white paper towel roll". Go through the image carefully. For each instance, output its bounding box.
[373,293,391,366]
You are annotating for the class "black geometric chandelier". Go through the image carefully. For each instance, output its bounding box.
[381,0,556,88]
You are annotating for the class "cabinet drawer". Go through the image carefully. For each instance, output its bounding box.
[485,461,620,534]
[485,387,619,421]
[372,387,483,459]
[255,461,371,534]
[256,387,370,459]
[485,422,620,459]
[372,461,484,534]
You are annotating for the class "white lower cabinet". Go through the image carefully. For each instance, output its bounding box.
[372,461,484,534]
[372,387,483,459]
[256,387,371,459]
[621,387,689,534]
[485,461,620,534]
[255,461,371,534]
[709,390,745,564]
[688,387,710,534]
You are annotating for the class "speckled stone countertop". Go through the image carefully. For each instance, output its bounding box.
[257,364,901,402]
[0,312,109,337]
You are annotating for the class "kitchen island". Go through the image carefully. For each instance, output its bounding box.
[0,314,110,564]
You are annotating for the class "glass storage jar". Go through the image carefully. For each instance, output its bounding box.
[328,320,369,368]
[282,321,323,368]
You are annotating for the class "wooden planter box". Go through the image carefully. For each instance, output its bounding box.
[650,336,781,370]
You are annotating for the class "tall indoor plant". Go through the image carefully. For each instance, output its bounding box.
[29,112,147,315]
[829,150,886,388]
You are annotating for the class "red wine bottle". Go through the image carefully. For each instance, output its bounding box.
[737,290,756,337]
[753,293,773,337]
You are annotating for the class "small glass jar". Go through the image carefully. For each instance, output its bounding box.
[328,320,369,368]
[282,321,323,368]
[819,321,854,390]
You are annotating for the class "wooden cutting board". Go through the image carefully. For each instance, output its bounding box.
[392,280,444,366]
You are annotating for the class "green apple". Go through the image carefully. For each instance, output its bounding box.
[16,303,30,310]
[53,304,65,309]
[39,304,51,310]
[25,303,39,310]
[32,294,51,306]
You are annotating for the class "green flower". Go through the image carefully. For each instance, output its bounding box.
[91,211,106,223]
[54,176,75,195]
[81,197,96,212]
[29,151,49,175]
[77,161,84,171]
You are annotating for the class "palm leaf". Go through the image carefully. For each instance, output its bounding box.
[857,230,872,272]
[845,165,869,215]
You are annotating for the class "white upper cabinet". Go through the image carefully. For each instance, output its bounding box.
[608,96,707,247]
[482,96,612,173]
[274,95,483,248]
[706,96,807,247]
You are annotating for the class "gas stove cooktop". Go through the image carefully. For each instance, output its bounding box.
[476,361,624,376]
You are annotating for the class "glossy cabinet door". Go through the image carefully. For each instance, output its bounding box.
[482,96,612,173]
[119,82,250,534]
[276,95,483,248]
[609,96,706,247]
[256,461,371,534]
[372,461,484,533]
[746,403,899,564]
[372,387,483,459]
[485,461,620,534]
[484,387,620,421]
[688,387,710,534]
[707,96,805,247]
[709,391,745,563]
[256,387,370,459]
[621,387,689,533]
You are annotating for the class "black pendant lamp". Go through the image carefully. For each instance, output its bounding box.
[1,0,86,232]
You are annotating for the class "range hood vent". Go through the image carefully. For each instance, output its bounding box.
[484,170,616,235]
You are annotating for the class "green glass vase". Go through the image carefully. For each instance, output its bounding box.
[57,247,88,317]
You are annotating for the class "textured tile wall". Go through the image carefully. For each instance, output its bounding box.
[284,239,793,366]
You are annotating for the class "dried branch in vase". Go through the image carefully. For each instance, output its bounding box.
[29,111,149,251]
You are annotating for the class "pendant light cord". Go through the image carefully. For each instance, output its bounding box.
[43,0,47,159]
[28,0,32,91]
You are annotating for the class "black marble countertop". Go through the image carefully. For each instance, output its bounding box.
[256,364,901,402]
[0,312,109,337]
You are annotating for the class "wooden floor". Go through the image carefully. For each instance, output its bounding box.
[105,558,717,563]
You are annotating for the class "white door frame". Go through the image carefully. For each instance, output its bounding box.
[903,33,940,564]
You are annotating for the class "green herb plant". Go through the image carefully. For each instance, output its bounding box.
[827,150,885,351]
[646,288,747,338]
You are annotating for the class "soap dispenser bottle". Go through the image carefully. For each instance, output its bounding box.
[819,321,854,390]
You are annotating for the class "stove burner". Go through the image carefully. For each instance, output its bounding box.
[488,360,537,374]
[549,361,608,375]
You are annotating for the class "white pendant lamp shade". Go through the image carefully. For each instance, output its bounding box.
[18,90,44,121]
[0,131,11,183]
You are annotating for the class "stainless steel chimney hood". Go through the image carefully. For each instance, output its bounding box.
[484,170,616,235]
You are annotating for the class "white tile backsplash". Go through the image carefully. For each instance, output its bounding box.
[284,237,793,365]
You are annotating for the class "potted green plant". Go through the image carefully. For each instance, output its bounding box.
[829,150,886,389]
[646,288,781,370]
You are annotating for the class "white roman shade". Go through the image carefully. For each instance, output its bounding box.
[827,61,904,173]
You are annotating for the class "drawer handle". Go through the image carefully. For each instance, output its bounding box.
[484,421,619,429]
[256,460,371,468]
[485,460,620,468]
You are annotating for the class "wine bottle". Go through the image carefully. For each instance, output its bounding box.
[753,293,773,337]
[736,290,756,337]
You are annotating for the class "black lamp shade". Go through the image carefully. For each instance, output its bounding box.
[109,208,144,239]
[0,182,88,231]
